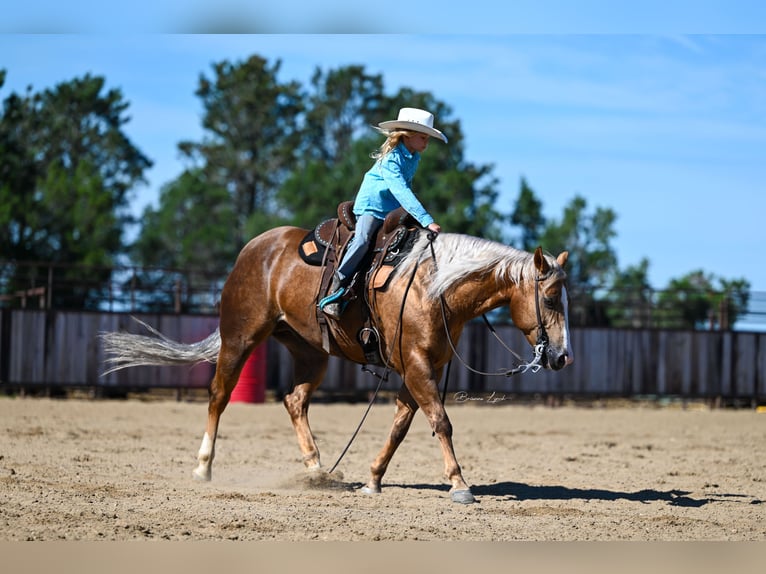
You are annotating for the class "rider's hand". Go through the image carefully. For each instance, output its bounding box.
[427,222,441,235]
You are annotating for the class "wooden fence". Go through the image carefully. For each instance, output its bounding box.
[1,309,764,401]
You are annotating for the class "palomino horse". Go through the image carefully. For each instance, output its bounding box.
[101,226,572,504]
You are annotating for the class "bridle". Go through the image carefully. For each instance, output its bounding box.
[439,274,550,378]
[429,234,551,378]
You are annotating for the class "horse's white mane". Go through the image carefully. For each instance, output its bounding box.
[396,232,540,299]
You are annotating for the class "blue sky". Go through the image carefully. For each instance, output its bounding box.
[3,1,766,34]
[1,8,765,296]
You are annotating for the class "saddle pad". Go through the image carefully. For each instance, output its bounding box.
[299,229,326,266]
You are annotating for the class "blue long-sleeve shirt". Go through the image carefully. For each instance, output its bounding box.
[352,142,435,227]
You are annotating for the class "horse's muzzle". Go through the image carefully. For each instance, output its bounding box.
[547,349,572,371]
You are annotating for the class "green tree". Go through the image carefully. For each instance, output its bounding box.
[131,169,237,272]
[715,277,750,330]
[178,55,304,244]
[276,65,387,228]
[510,177,545,251]
[0,82,37,262]
[656,271,750,330]
[539,195,618,326]
[302,65,386,164]
[0,71,151,309]
[278,135,377,229]
[129,169,237,312]
[605,258,655,328]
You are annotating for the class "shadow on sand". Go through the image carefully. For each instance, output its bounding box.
[379,480,760,507]
[472,482,710,507]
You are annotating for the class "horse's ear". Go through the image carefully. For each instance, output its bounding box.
[534,246,550,274]
[557,251,569,268]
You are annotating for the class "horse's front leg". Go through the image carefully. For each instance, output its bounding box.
[362,384,419,494]
[406,363,475,504]
[422,398,474,504]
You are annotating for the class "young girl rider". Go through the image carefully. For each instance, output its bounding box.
[319,107,447,318]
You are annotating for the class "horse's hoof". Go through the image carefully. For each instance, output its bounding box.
[192,467,211,482]
[360,485,381,495]
[451,489,475,504]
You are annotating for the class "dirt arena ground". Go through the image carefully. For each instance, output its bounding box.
[1,395,764,542]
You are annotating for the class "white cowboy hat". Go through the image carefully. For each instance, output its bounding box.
[377,107,448,143]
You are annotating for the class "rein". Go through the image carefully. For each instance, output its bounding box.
[428,238,549,378]
[328,232,549,473]
[328,246,423,475]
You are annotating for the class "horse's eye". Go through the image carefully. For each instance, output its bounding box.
[543,297,557,310]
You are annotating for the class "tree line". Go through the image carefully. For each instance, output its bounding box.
[0,58,750,329]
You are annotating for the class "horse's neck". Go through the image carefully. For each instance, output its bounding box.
[421,233,533,322]
[441,271,521,322]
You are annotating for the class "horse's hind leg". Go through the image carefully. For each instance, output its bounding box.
[192,338,255,481]
[281,343,329,470]
[362,383,419,494]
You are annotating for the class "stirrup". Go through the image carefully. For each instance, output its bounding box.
[318,287,346,310]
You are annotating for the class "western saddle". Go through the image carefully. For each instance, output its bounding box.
[299,201,421,362]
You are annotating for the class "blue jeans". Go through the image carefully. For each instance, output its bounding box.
[336,214,383,285]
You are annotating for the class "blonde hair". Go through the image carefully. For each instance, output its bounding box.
[370,128,419,161]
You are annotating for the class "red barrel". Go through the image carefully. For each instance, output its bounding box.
[230,344,267,403]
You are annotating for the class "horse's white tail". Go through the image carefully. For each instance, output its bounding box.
[99,317,221,375]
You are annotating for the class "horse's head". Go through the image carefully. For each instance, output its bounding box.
[510,247,574,371]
